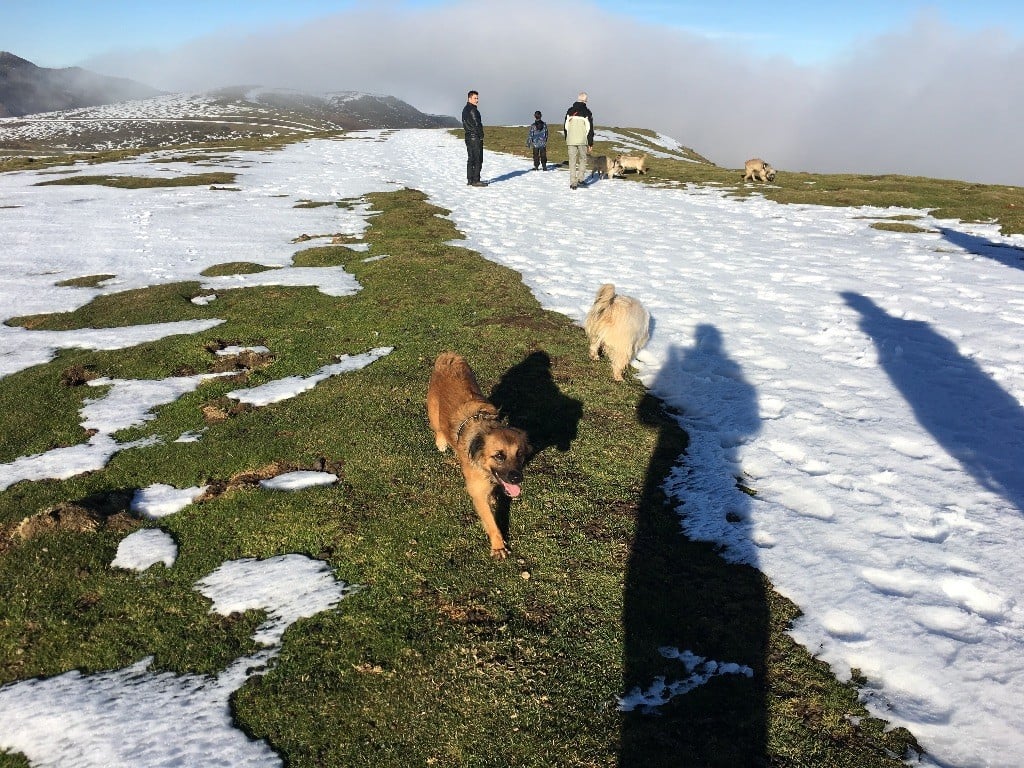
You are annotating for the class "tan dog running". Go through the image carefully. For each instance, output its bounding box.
[427,352,531,559]
[585,283,651,381]
[743,158,777,182]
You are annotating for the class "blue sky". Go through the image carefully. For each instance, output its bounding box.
[4,0,1022,68]
[3,0,1024,183]
[597,0,1024,62]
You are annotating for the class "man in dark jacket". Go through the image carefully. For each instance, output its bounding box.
[462,90,486,187]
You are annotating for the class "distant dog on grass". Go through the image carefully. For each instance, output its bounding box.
[743,158,776,182]
[427,352,531,559]
[584,284,651,381]
[615,153,647,174]
[587,154,623,179]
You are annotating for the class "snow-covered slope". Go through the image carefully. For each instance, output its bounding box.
[0,88,458,151]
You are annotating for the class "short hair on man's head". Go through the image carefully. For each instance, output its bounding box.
[467,90,479,98]
[577,92,588,102]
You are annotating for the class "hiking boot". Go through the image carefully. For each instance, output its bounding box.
[470,181,488,187]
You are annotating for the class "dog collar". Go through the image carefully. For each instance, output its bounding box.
[455,409,498,444]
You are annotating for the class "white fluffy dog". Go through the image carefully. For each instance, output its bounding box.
[584,283,651,381]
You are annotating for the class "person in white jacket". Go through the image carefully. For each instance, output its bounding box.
[563,92,594,190]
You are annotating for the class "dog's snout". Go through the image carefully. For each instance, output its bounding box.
[507,470,523,484]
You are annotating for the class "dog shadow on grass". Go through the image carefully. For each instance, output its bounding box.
[939,227,1024,271]
[489,350,583,454]
[620,333,768,767]
[489,350,584,548]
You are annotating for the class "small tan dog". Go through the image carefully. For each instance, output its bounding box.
[427,352,531,559]
[616,153,647,174]
[584,284,651,381]
[743,158,776,182]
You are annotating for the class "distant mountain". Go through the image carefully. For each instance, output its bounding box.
[215,86,460,130]
[0,51,163,118]
[0,54,461,152]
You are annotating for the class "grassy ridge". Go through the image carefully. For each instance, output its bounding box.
[0,135,958,766]
[482,125,1024,235]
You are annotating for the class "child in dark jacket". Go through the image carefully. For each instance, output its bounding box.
[526,111,549,170]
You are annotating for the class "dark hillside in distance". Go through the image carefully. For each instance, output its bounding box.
[219,87,460,130]
[0,51,163,117]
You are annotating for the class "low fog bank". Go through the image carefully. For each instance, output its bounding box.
[83,0,1024,185]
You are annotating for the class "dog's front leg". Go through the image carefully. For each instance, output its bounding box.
[433,431,449,452]
[466,473,508,559]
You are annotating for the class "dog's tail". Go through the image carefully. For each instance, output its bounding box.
[593,283,616,310]
[433,351,463,372]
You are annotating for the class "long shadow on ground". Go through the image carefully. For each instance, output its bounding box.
[939,227,1024,271]
[619,336,768,767]
[485,169,532,185]
[489,349,584,550]
[843,291,1024,513]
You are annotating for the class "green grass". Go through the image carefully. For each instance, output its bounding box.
[54,274,116,288]
[201,262,282,277]
[34,171,238,189]
[1,126,998,766]
[870,221,932,233]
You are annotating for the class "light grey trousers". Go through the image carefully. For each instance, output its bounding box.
[567,144,588,186]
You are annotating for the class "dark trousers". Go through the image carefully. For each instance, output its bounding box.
[466,139,483,183]
[532,146,548,169]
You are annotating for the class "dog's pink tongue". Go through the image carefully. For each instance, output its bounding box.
[502,481,522,498]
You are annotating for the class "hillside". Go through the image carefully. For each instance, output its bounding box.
[0,53,459,152]
[1,104,1024,767]
[0,51,162,118]
[0,130,938,768]
[214,86,460,130]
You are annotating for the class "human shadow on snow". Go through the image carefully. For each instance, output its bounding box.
[843,291,1024,513]
[484,168,532,185]
[939,227,1024,271]
[620,330,768,767]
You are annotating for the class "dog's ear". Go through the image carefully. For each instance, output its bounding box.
[468,433,485,460]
